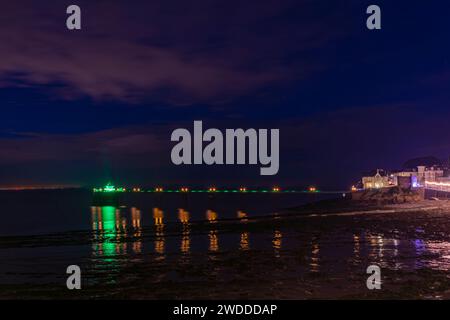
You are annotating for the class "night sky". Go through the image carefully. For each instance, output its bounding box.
[1,0,450,189]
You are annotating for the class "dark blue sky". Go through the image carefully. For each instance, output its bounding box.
[1,0,450,189]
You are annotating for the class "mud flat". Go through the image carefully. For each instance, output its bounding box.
[2,190,450,299]
[2,203,450,300]
[283,199,450,218]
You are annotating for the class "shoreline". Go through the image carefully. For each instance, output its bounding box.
[1,196,450,299]
[282,198,450,219]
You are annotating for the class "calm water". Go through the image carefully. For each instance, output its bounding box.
[0,189,331,236]
[1,190,450,299]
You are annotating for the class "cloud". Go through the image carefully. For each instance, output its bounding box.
[0,127,166,165]
[0,0,343,103]
[2,104,448,187]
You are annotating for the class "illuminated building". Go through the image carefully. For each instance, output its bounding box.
[421,165,444,184]
[391,166,443,188]
[362,169,389,189]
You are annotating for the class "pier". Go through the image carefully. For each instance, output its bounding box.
[92,184,348,195]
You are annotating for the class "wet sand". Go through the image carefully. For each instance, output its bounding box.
[1,200,450,299]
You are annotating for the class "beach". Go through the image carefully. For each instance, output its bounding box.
[1,195,450,299]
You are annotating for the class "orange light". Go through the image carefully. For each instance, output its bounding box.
[237,210,248,219]
[239,187,247,192]
[308,186,316,192]
[208,187,216,192]
[272,187,280,192]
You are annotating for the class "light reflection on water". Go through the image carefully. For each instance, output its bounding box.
[352,234,361,265]
[74,204,450,299]
[3,201,450,299]
[273,230,282,258]
[239,232,250,251]
[310,240,320,273]
[179,208,191,257]
[421,241,450,271]
[89,205,450,276]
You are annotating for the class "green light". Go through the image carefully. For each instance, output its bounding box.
[92,186,316,194]
[104,183,116,192]
[102,206,116,231]
[101,206,117,257]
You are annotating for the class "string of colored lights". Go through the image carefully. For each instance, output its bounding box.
[92,180,450,194]
[425,181,450,187]
[92,184,344,194]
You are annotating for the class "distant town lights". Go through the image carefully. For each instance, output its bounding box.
[425,181,450,187]
[92,186,333,194]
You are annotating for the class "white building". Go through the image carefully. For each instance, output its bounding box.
[362,169,390,189]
